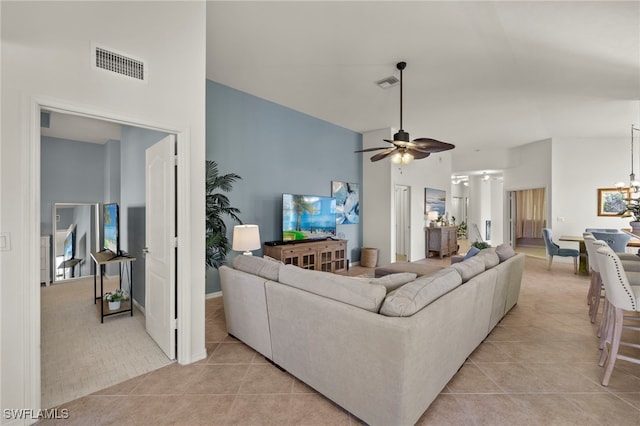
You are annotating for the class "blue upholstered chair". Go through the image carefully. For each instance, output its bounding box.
[588,230,631,253]
[542,228,579,273]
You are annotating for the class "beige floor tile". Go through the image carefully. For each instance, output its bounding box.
[239,364,294,394]
[227,394,291,425]
[185,364,249,395]
[562,393,640,425]
[208,342,257,364]
[415,394,474,425]
[445,363,502,393]
[131,364,205,395]
[288,393,351,425]
[453,394,536,425]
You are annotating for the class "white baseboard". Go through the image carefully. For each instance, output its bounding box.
[132,298,145,316]
[206,291,222,299]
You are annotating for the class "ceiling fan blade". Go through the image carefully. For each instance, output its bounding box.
[354,147,392,153]
[407,148,431,160]
[382,139,400,146]
[370,148,396,162]
[410,138,455,152]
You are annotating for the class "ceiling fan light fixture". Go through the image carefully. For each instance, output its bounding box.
[401,152,414,164]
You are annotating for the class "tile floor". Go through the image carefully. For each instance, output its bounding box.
[37,255,640,425]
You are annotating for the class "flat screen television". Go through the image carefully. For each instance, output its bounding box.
[63,225,75,260]
[103,203,120,255]
[282,193,336,241]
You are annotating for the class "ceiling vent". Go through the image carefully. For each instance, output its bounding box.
[95,46,145,81]
[375,75,400,89]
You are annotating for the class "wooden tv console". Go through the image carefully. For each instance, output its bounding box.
[263,239,347,273]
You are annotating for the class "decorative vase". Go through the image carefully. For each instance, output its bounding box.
[108,300,121,311]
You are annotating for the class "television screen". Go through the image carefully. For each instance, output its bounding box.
[103,203,119,254]
[282,193,336,241]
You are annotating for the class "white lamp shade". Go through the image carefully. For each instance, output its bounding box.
[232,225,261,254]
[427,211,439,221]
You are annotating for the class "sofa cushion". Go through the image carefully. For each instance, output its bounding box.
[371,272,418,292]
[278,265,387,312]
[463,246,480,260]
[476,248,500,269]
[379,268,463,317]
[450,256,486,282]
[232,255,281,281]
[495,244,516,262]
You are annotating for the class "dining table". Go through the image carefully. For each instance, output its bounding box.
[559,233,640,276]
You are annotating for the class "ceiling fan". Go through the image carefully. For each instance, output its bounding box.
[356,61,455,164]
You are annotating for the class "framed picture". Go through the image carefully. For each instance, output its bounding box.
[332,181,360,224]
[597,187,629,216]
[425,188,446,216]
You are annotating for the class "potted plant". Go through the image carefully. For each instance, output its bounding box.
[104,288,129,311]
[621,197,640,235]
[205,160,243,269]
[471,240,491,250]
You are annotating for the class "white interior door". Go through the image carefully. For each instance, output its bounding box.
[145,134,176,360]
[394,185,410,261]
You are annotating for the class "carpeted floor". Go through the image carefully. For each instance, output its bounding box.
[41,277,173,409]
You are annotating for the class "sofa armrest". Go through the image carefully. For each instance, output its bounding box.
[219,266,273,359]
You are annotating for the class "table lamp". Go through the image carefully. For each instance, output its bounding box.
[427,211,439,227]
[232,224,261,255]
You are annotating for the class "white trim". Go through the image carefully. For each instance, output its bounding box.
[132,298,145,316]
[206,291,223,299]
[28,95,194,410]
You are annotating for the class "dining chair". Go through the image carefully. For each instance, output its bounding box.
[594,244,640,386]
[589,230,631,253]
[542,228,579,273]
[583,234,602,323]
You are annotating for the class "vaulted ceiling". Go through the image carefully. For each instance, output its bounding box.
[206,1,640,154]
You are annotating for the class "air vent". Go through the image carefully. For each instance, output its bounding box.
[95,47,145,81]
[375,75,399,89]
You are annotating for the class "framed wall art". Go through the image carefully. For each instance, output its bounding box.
[424,188,446,216]
[597,187,628,216]
[332,181,360,224]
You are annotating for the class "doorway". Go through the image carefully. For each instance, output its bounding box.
[508,187,547,258]
[32,100,191,410]
[395,185,411,261]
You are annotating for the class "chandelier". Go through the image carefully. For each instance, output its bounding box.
[616,125,640,193]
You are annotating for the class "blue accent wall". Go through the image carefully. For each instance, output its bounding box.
[205,80,363,294]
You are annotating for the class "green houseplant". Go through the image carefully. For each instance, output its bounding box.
[205,160,242,269]
[621,197,640,234]
[471,240,491,250]
[103,288,129,310]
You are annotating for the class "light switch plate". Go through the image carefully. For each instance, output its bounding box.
[0,232,11,251]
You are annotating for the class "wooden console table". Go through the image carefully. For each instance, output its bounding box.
[263,239,347,273]
[90,252,136,323]
[425,226,458,259]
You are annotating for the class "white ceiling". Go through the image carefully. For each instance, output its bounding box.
[42,2,640,156]
[41,111,121,144]
[206,1,640,154]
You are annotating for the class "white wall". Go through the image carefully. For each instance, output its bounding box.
[552,136,631,239]
[1,1,206,418]
[362,129,393,264]
[393,150,453,261]
[362,128,454,264]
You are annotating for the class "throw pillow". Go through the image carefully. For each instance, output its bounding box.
[379,268,462,317]
[278,265,387,312]
[371,272,418,292]
[495,244,516,262]
[463,246,480,260]
[476,248,500,269]
[450,256,486,282]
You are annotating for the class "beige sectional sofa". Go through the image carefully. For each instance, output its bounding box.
[220,247,525,426]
